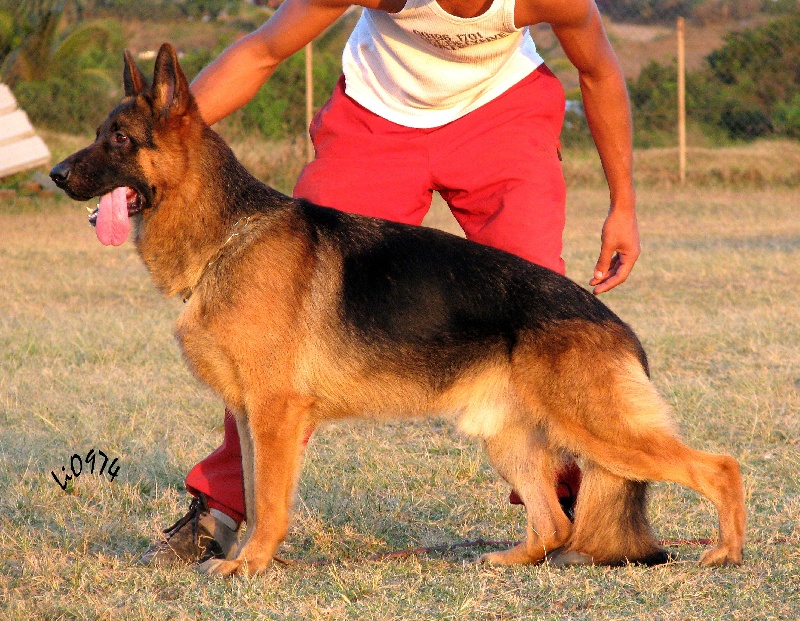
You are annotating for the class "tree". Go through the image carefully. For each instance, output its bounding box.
[627,13,800,142]
[1,1,121,86]
[707,13,799,138]
[0,0,123,133]
[707,14,800,110]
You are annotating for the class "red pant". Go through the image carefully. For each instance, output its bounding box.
[186,65,574,522]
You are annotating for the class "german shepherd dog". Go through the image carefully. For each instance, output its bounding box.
[51,44,745,576]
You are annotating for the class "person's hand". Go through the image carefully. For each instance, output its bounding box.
[590,207,640,294]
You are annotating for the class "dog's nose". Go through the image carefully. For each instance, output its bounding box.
[49,161,71,186]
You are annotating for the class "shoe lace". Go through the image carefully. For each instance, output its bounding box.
[162,493,209,544]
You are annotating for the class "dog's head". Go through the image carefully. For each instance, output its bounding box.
[50,43,198,233]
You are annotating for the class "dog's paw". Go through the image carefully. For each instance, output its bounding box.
[545,549,594,567]
[698,545,743,567]
[196,558,242,577]
[196,557,271,577]
[478,543,547,566]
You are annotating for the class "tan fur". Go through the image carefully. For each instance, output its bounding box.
[446,363,517,438]
[159,127,744,578]
[54,44,746,577]
[135,132,229,298]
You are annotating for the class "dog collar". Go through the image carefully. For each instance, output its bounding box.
[181,214,259,303]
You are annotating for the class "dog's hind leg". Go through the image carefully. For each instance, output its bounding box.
[545,357,746,567]
[565,438,744,566]
[198,392,314,577]
[549,466,669,566]
[479,426,572,565]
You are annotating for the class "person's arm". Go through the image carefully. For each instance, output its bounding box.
[519,0,640,294]
[191,0,352,125]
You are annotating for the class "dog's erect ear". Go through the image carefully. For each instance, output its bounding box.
[123,50,148,96]
[151,43,191,118]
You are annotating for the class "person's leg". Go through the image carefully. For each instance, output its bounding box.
[294,76,434,223]
[432,66,581,514]
[185,410,246,523]
[141,411,248,566]
[434,66,567,272]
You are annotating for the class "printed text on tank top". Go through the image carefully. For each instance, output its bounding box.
[341,0,546,127]
[373,0,527,25]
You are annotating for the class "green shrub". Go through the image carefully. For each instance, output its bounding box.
[762,0,799,14]
[626,14,800,143]
[3,9,124,132]
[773,94,800,139]
[0,8,15,58]
[71,0,245,21]
[73,0,185,21]
[692,0,764,23]
[707,14,799,108]
[628,61,677,135]
[14,75,119,133]
[594,0,794,23]
[560,106,593,148]
[720,99,773,139]
[224,44,342,140]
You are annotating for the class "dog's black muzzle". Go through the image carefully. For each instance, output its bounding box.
[49,161,71,189]
[49,159,92,201]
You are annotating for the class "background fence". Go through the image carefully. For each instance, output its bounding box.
[0,0,798,175]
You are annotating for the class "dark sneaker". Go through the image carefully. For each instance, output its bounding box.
[140,493,239,567]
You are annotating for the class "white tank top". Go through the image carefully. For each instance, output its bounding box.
[342,0,544,128]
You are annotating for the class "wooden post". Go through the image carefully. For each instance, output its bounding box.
[677,16,686,185]
[305,42,314,164]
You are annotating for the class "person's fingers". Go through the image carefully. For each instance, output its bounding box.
[590,243,615,286]
[592,253,633,294]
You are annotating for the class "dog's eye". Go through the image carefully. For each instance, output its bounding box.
[113,132,129,144]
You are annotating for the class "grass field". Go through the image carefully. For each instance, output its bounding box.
[1,157,799,618]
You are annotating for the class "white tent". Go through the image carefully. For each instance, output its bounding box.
[0,83,51,178]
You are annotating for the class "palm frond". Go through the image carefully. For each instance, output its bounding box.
[49,20,122,79]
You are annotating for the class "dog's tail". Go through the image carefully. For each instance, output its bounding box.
[513,322,744,566]
[562,467,669,565]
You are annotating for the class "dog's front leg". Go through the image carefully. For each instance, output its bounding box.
[198,393,313,577]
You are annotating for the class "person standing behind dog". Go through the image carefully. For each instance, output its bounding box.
[140,0,641,565]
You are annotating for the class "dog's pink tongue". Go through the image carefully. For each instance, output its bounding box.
[96,187,131,246]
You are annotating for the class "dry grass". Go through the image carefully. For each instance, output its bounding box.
[38,130,800,196]
[562,139,800,188]
[222,133,800,194]
[1,149,799,619]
